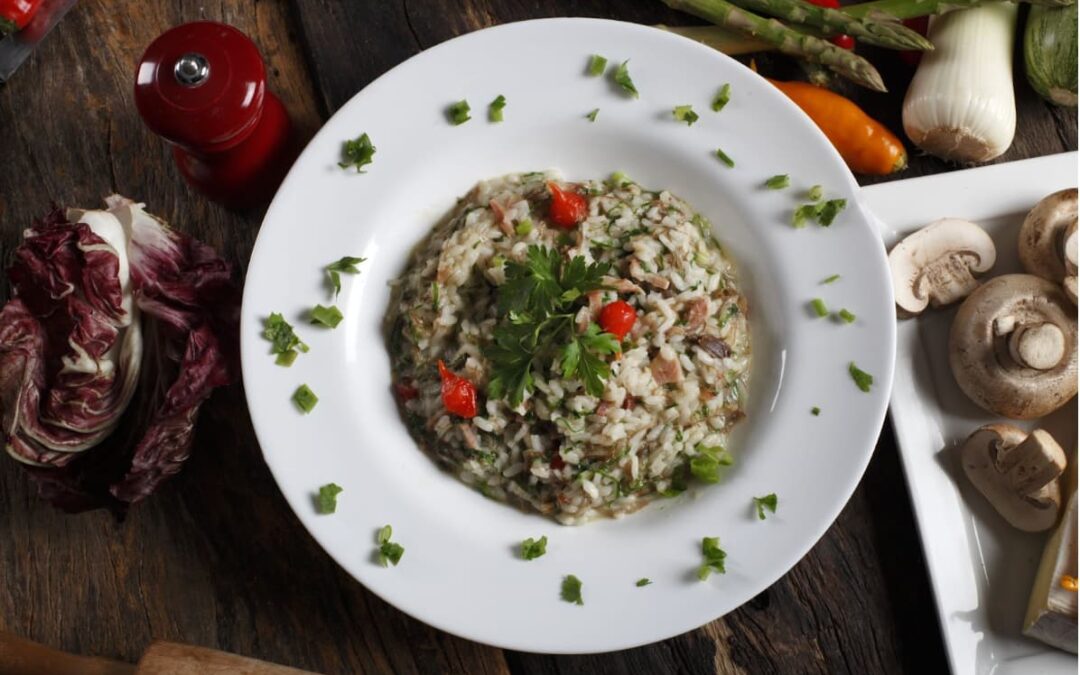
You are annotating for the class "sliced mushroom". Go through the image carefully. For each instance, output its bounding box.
[888,218,996,316]
[1019,188,1078,304]
[949,274,1077,419]
[960,424,1066,532]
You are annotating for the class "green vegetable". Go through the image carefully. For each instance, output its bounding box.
[636,578,653,587]
[837,308,856,324]
[613,60,639,98]
[431,282,440,310]
[714,147,735,168]
[610,171,631,186]
[1024,4,1078,106]
[820,273,841,284]
[807,185,824,201]
[339,133,376,173]
[697,536,727,580]
[520,535,548,560]
[447,100,471,125]
[489,94,507,122]
[842,0,1073,22]
[588,54,608,75]
[810,298,828,317]
[657,24,770,54]
[817,199,847,226]
[689,444,733,483]
[753,493,778,520]
[811,406,821,416]
[711,83,732,112]
[377,524,405,567]
[849,362,873,392]
[559,323,622,396]
[561,575,584,605]
[310,304,343,328]
[264,313,308,366]
[515,219,534,236]
[317,483,342,513]
[792,204,817,228]
[326,256,367,297]
[293,384,319,413]
[673,105,700,125]
[586,108,600,122]
[764,174,790,190]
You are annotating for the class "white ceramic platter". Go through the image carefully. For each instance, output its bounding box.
[864,151,1078,675]
[242,19,895,653]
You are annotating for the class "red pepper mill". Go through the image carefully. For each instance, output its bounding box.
[134,21,294,209]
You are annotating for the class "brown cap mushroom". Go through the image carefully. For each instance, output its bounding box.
[961,424,1066,532]
[1019,188,1078,305]
[949,274,1077,419]
[888,218,996,316]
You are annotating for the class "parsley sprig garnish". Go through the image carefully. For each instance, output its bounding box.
[339,133,375,172]
[488,246,619,406]
[325,255,366,297]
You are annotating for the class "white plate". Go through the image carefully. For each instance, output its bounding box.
[241,19,895,653]
[864,152,1078,675]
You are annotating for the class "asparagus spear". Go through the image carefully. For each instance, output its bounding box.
[656,24,771,54]
[663,0,887,91]
[843,0,1075,20]
[725,0,934,50]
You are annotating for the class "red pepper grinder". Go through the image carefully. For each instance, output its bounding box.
[134,21,295,209]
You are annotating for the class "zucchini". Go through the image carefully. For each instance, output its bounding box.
[1024,4,1078,107]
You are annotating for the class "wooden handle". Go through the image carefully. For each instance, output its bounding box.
[137,642,320,674]
[0,631,135,675]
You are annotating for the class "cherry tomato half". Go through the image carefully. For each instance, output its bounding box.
[547,182,588,229]
[599,300,637,341]
[437,360,477,418]
[0,0,42,33]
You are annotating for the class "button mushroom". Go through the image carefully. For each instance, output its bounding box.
[949,274,1077,419]
[960,424,1066,532]
[888,218,996,316]
[1018,188,1078,305]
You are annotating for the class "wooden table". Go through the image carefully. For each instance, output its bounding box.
[0,2,1075,673]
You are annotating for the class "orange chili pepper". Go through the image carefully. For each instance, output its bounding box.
[1061,575,1078,592]
[768,79,907,176]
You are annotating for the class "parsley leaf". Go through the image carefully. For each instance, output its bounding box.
[712,83,731,112]
[310,304,343,328]
[447,100,471,125]
[561,574,584,605]
[316,483,342,513]
[339,133,375,172]
[613,60,638,98]
[697,537,727,581]
[520,535,548,560]
[586,108,600,122]
[587,54,608,76]
[636,578,652,587]
[673,105,699,126]
[821,274,841,284]
[753,493,778,520]
[264,313,308,366]
[561,323,620,397]
[326,256,366,297]
[811,406,821,416]
[376,525,404,567]
[689,444,733,484]
[818,198,847,226]
[293,384,319,413]
[849,362,874,392]
[489,94,506,122]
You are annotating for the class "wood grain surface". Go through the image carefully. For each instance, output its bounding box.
[0,1,1075,673]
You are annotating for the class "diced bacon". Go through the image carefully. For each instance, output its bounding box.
[650,351,684,385]
[684,297,709,332]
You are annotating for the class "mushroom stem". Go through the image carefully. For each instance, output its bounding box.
[997,429,1069,494]
[1009,323,1067,371]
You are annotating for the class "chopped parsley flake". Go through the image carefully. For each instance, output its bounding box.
[714,147,735,168]
[293,384,319,413]
[792,203,818,228]
[310,304,343,328]
[610,171,631,186]
[837,308,856,324]
[377,525,404,567]
[689,444,733,484]
[520,535,548,560]
[447,99,471,125]
[515,218,534,236]
[849,362,874,392]
[673,105,699,126]
[561,574,584,605]
[488,95,506,122]
[613,60,638,98]
[753,493,778,520]
[587,54,608,76]
[326,256,366,298]
[818,199,847,226]
[764,174,790,190]
[711,83,731,112]
[636,578,652,587]
[807,185,824,201]
[338,133,375,172]
[586,108,600,122]
[821,274,841,284]
[264,313,308,366]
[316,483,342,513]
[697,537,727,581]
[811,406,821,416]
[810,298,828,317]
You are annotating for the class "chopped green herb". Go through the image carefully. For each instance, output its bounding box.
[810,298,828,317]
[316,483,342,514]
[431,282,440,311]
[264,313,308,366]
[711,83,731,112]
[377,524,392,544]
[849,362,874,392]
[818,198,847,226]
[338,133,375,172]
[837,308,856,324]
[697,537,727,581]
[689,444,733,484]
[586,108,600,122]
[714,147,735,168]
[613,60,638,98]
[807,184,824,201]
[515,218,534,236]
[326,256,367,297]
[764,174,790,190]
[753,493,778,520]
[293,384,319,413]
[520,535,548,560]
[376,525,404,567]
[821,274,841,285]
[811,406,821,416]
[718,303,740,328]
[488,94,506,122]
[310,304,343,328]
[447,99,471,125]
[673,105,699,126]
[587,54,608,76]
[610,171,630,186]
[561,574,584,605]
[792,203,819,228]
[636,578,652,587]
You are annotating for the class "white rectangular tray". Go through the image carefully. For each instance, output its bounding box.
[863,152,1079,675]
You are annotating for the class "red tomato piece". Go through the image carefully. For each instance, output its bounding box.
[599,300,637,341]
[547,182,588,229]
[437,360,477,418]
[0,0,42,33]
[831,34,855,50]
[550,452,565,470]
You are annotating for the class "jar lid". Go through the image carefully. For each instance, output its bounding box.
[134,21,266,152]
